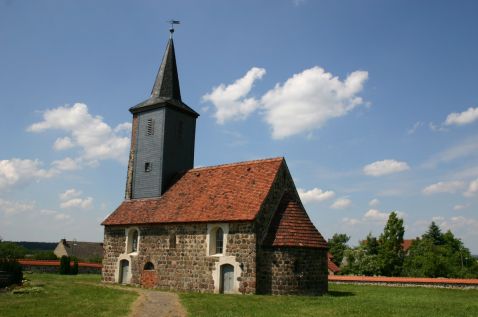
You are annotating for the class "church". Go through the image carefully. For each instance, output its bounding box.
[101,29,328,295]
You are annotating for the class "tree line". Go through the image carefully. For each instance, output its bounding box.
[328,212,478,278]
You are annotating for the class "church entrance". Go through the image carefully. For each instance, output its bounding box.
[119,259,129,284]
[220,264,234,294]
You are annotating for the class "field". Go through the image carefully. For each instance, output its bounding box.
[180,284,478,317]
[1,274,478,317]
[0,273,137,317]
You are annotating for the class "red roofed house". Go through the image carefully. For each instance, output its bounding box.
[101,29,328,295]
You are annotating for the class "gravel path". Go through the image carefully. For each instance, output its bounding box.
[130,288,187,317]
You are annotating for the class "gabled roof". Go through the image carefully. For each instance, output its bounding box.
[58,239,103,261]
[263,193,327,249]
[328,252,341,273]
[102,158,284,225]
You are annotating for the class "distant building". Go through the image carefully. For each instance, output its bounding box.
[327,253,340,275]
[101,30,328,295]
[54,239,103,262]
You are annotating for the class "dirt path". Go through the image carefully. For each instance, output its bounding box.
[130,288,187,317]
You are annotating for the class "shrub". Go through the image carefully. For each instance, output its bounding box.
[71,260,79,275]
[59,256,71,275]
[0,258,23,284]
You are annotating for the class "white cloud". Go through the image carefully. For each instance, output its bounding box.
[369,198,380,207]
[342,217,361,226]
[453,204,469,211]
[60,197,93,209]
[203,67,266,124]
[53,137,74,151]
[445,107,478,126]
[54,213,71,221]
[59,188,82,201]
[261,67,368,139]
[363,159,410,176]
[0,198,35,215]
[432,216,478,234]
[114,122,132,133]
[59,188,93,209]
[407,121,423,135]
[298,187,335,204]
[331,197,352,209]
[422,181,465,195]
[364,209,389,221]
[28,103,130,164]
[464,178,478,197]
[0,158,57,190]
[51,157,80,171]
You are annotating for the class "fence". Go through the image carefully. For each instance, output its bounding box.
[329,275,478,288]
[18,259,102,274]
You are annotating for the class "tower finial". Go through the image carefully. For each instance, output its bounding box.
[168,20,180,38]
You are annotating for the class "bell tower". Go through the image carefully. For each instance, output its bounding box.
[125,28,199,199]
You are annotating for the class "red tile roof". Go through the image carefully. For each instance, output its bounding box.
[264,193,327,249]
[328,259,340,274]
[401,239,413,251]
[102,158,284,225]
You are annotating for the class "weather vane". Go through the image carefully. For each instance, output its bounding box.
[168,20,180,37]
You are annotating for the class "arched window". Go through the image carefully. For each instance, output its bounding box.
[207,224,228,256]
[126,228,140,254]
[144,262,154,270]
[215,228,224,254]
[131,230,138,252]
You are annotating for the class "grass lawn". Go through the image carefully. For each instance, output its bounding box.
[180,283,478,317]
[0,273,138,317]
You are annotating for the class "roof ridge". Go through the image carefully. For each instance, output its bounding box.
[191,157,284,172]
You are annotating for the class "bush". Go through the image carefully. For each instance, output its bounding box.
[0,258,23,284]
[59,256,71,275]
[71,260,79,275]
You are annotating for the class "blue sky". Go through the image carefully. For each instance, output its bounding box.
[1,0,478,253]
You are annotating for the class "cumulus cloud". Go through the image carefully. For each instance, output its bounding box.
[59,188,93,209]
[261,67,368,139]
[364,209,389,221]
[363,159,410,176]
[369,198,380,207]
[298,187,335,204]
[445,107,478,126]
[422,181,465,195]
[0,158,58,190]
[464,178,478,197]
[331,197,352,209]
[202,67,266,124]
[0,198,35,215]
[53,137,74,151]
[28,103,130,164]
[203,66,368,139]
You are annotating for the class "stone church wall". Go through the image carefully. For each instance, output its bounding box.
[257,247,328,295]
[102,222,256,294]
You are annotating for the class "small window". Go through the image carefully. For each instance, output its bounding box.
[131,230,138,252]
[144,262,154,270]
[215,228,224,254]
[169,233,176,249]
[145,162,152,172]
[146,118,155,136]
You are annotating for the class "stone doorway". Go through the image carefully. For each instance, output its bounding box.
[220,264,234,294]
[119,259,129,284]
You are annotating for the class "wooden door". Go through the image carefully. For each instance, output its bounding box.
[220,264,234,294]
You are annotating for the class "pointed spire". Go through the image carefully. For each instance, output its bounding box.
[151,34,181,101]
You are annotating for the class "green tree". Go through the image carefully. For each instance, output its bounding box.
[327,233,350,266]
[71,259,79,275]
[403,223,478,278]
[378,211,405,276]
[0,241,28,260]
[60,256,71,275]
